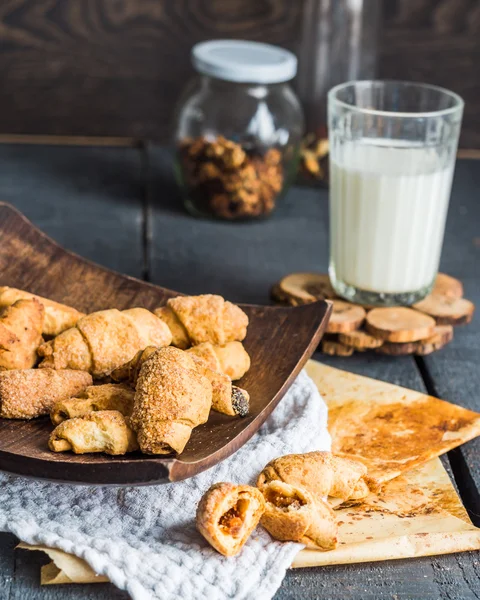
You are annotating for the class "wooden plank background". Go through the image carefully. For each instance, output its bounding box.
[0,0,478,147]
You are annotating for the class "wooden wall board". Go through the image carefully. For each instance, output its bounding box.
[0,1,478,146]
[0,0,301,140]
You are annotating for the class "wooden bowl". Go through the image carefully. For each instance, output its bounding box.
[0,203,331,485]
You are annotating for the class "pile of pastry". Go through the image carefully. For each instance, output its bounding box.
[196,451,369,556]
[0,287,252,456]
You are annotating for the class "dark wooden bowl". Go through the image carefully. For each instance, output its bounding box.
[0,202,331,485]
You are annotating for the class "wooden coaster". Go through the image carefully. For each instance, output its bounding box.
[338,330,384,350]
[366,307,436,342]
[416,325,454,356]
[271,273,337,306]
[321,339,354,357]
[413,295,475,326]
[376,341,420,356]
[270,283,291,306]
[271,272,474,358]
[433,273,464,299]
[327,300,366,334]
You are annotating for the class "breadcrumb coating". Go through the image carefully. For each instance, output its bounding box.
[0,368,92,419]
[130,347,212,454]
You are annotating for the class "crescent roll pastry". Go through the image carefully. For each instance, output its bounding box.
[154,294,248,348]
[0,298,44,370]
[112,346,250,417]
[196,483,265,556]
[186,341,251,381]
[0,286,84,337]
[130,347,212,454]
[257,451,370,505]
[0,368,92,419]
[38,308,172,378]
[154,305,190,349]
[110,346,158,385]
[260,481,338,550]
[49,410,138,455]
[188,354,250,417]
[50,383,135,425]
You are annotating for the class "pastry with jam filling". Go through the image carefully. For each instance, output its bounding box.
[259,480,338,550]
[196,482,265,556]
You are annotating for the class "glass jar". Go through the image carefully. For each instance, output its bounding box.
[174,40,304,220]
[295,0,381,185]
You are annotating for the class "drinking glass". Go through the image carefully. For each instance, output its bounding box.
[328,80,464,306]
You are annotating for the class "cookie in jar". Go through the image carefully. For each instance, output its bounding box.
[175,40,304,220]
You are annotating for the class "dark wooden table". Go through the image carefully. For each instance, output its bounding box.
[0,143,478,600]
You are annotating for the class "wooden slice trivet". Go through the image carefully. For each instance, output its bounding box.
[415,325,454,356]
[433,273,464,299]
[321,339,354,357]
[271,273,337,306]
[271,272,473,358]
[366,307,436,342]
[413,295,475,325]
[338,330,384,350]
[376,341,420,356]
[270,283,291,306]
[327,300,366,334]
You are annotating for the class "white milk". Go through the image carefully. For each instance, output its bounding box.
[329,141,454,294]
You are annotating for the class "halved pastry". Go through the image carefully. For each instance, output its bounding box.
[49,410,138,455]
[260,481,338,550]
[196,482,265,557]
[50,383,135,425]
[257,451,370,506]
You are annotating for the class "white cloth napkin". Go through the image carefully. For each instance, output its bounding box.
[0,371,330,600]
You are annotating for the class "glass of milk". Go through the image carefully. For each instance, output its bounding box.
[328,80,463,306]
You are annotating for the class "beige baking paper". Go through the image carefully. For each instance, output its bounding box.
[293,456,480,567]
[17,543,108,584]
[18,360,480,580]
[306,360,480,487]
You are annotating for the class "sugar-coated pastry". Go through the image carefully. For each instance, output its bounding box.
[257,451,370,505]
[49,410,138,455]
[259,480,338,550]
[0,286,84,336]
[38,308,172,378]
[0,298,44,370]
[154,294,248,347]
[112,346,250,417]
[196,482,265,556]
[50,383,135,425]
[130,347,212,454]
[0,368,92,419]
